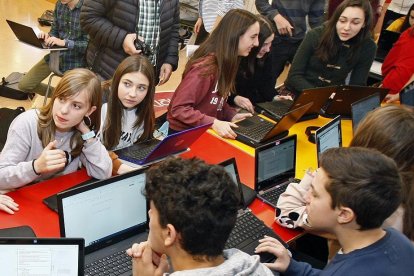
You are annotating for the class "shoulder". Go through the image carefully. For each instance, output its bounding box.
[10,109,38,127]
[360,37,377,53]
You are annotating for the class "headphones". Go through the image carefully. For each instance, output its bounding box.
[305,126,319,144]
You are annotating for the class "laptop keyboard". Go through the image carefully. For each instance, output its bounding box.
[236,120,274,141]
[259,101,292,117]
[85,250,131,276]
[260,178,301,207]
[124,143,158,160]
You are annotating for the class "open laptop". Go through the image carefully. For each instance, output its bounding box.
[255,135,299,208]
[220,158,288,262]
[401,80,414,107]
[115,123,211,166]
[351,93,381,132]
[6,19,67,50]
[234,102,312,147]
[0,237,84,276]
[322,85,388,118]
[315,116,342,166]
[255,86,337,121]
[57,168,148,275]
[375,29,400,62]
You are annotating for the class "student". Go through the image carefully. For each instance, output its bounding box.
[256,147,414,275]
[387,3,414,32]
[99,55,156,175]
[228,15,277,113]
[327,0,382,28]
[0,68,112,192]
[167,9,258,139]
[381,26,414,102]
[275,106,414,242]
[0,194,18,215]
[126,157,275,275]
[18,0,88,97]
[282,0,377,98]
[380,0,414,30]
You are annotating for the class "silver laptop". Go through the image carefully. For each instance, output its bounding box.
[315,116,342,166]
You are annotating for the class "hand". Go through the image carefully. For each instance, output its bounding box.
[376,5,383,15]
[234,96,254,113]
[274,95,293,101]
[38,31,50,40]
[44,36,65,47]
[273,14,294,37]
[34,140,66,174]
[0,195,19,214]
[117,163,137,175]
[384,93,400,103]
[194,18,203,34]
[75,118,91,134]
[127,242,169,276]
[123,33,140,56]
[158,63,173,85]
[212,119,238,139]
[255,235,291,273]
[231,112,253,122]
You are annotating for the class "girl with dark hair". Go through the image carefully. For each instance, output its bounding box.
[283,0,377,98]
[99,55,156,175]
[167,9,259,139]
[0,68,112,194]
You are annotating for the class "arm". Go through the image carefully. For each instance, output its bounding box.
[349,40,377,86]
[161,2,180,72]
[255,0,279,19]
[80,139,112,179]
[49,3,59,38]
[308,0,325,29]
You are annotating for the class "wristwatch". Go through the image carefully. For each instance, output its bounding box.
[81,130,95,141]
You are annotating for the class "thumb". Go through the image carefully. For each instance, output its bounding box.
[45,140,57,150]
[155,254,169,276]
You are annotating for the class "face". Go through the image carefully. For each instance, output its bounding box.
[304,168,338,231]
[238,22,260,56]
[409,10,414,26]
[53,89,95,132]
[336,7,365,41]
[147,201,166,255]
[117,71,149,109]
[256,34,274,58]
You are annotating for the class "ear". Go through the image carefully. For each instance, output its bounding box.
[337,206,355,224]
[86,105,97,117]
[163,224,177,247]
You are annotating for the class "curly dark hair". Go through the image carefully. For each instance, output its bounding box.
[145,157,240,257]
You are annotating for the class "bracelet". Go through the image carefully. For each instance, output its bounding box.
[81,130,96,141]
[32,159,41,176]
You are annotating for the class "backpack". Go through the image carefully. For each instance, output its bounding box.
[0,72,29,100]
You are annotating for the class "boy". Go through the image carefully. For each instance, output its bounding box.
[126,157,276,275]
[256,147,414,275]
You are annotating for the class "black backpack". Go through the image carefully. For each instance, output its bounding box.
[0,107,25,151]
[0,72,30,100]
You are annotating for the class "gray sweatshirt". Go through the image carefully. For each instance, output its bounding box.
[0,109,112,191]
[166,249,279,276]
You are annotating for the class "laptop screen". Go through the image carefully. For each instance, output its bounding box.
[255,135,297,191]
[316,116,342,165]
[351,93,380,132]
[58,169,147,253]
[220,158,244,207]
[0,238,84,276]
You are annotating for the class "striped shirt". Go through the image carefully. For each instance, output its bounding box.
[199,0,245,33]
[137,0,160,65]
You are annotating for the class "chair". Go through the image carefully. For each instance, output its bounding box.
[43,50,63,105]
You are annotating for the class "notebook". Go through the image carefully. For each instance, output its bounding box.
[220,158,288,262]
[57,168,149,276]
[115,123,211,166]
[351,93,381,132]
[315,116,342,166]
[0,237,84,276]
[234,102,312,147]
[375,29,400,62]
[401,80,414,107]
[255,135,299,208]
[255,86,337,122]
[322,85,388,118]
[6,19,67,50]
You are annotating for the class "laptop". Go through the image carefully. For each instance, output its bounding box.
[57,168,149,275]
[0,237,84,276]
[401,80,414,107]
[315,116,342,166]
[115,123,211,166]
[6,19,67,50]
[351,93,381,132]
[322,85,388,118]
[255,135,299,208]
[255,86,337,122]
[220,158,288,262]
[234,102,312,147]
[375,29,400,62]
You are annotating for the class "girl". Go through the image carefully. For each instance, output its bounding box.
[167,9,259,139]
[0,68,112,193]
[283,0,376,98]
[228,15,277,113]
[387,3,414,33]
[99,55,155,175]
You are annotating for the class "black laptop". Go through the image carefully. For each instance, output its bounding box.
[0,237,84,276]
[255,86,337,121]
[401,80,414,107]
[234,102,312,147]
[375,29,400,62]
[6,19,67,50]
[322,85,388,118]
[315,116,342,166]
[351,93,381,132]
[255,135,299,208]
[115,123,211,166]
[57,168,149,276]
[220,158,288,262]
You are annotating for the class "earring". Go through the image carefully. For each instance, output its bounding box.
[84,115,92,127]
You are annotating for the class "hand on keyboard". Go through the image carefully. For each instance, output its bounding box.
[213,119,238,139]
[255,235,292,273]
